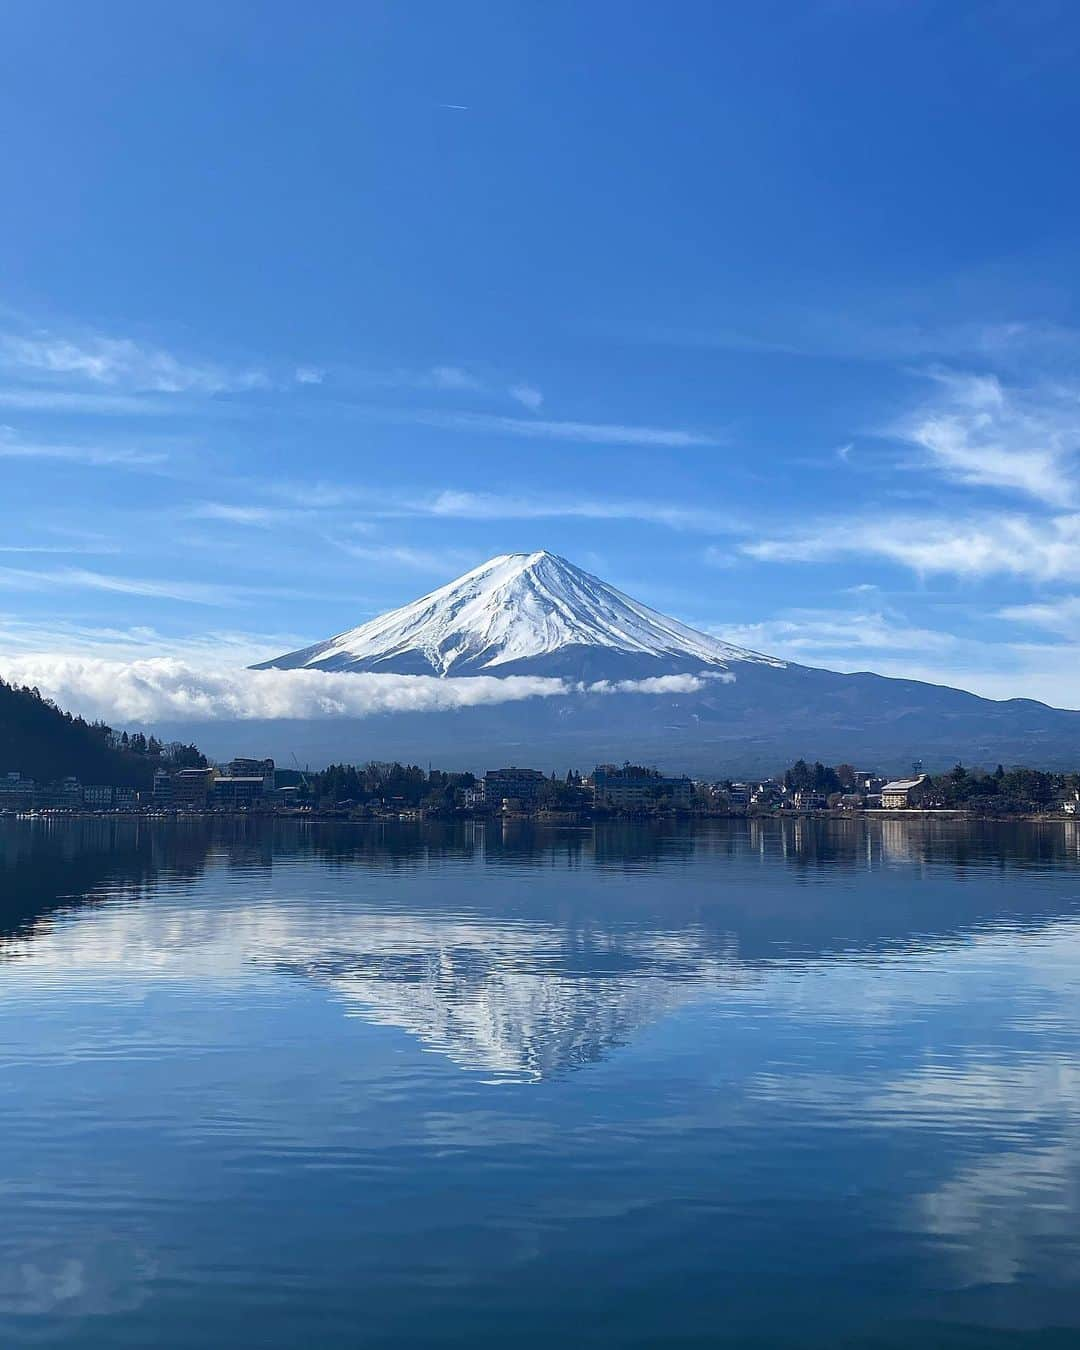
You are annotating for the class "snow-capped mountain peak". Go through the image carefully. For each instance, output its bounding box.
[253,550,785,679]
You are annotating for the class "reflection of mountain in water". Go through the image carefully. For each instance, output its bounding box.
[285,918,745,1081]
[4,817,1080,1079]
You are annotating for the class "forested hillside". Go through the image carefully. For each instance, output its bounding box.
[0,679,205,788]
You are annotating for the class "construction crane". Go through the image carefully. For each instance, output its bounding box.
[291,753,312,795]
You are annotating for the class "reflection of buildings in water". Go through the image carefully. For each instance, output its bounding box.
[879,818,920,867]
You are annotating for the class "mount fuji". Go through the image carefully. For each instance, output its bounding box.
[254,550,783,681]
[238,551,1080,773]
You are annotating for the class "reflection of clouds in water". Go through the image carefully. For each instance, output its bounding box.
[749,1042,1080,1290]
[3,901,744,1079]
[884,1060,1080,1290]
[8,894,1080,1081]
[919,1143,1080,1288]
[870,1059,1080,1125]
[0,1240,155,1316]
[9,820,1080,1339]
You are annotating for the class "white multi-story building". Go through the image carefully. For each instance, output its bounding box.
[880,774,927,809]
[590,764,693,809]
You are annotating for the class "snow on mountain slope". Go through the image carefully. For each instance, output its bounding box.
[253,551,785,678]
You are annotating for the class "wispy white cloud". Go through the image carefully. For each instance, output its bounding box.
[0,565,337,608]
[0,545,119,556]
[0,389,173,415]
[997,596,1080,639]
[891,369,1080,505]
[262,480,360,509]
[429,365,483,392]
[332,541,475,572]
[712,605,1080,706]
[294,365,324,385]
[598,313,1080,368]
[508,382,543,410]
[419,488,735,530]
[240,481,740,532]
[822,646,1080,708]
[715,609,961,660]
[189,501,304,528]
[741,511,1080,582]
[0,427,164,468]
[0,566,240,605]
[0,616,307,666]
[0,330,268,395]
[418,411,719,448]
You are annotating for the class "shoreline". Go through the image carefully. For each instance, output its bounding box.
[3,807,1078,825]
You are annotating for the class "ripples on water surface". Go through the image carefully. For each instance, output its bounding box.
[4,816,1080,1347]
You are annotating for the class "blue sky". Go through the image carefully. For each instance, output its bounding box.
[3,0,1080,713]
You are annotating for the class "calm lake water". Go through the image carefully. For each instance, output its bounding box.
[4,816,1080,1347]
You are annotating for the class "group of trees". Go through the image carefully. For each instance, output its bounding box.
[539,771,588,809]
[925,763,1079,812]
[310,762,477,810]
[0,679,207,789]
[309,764,591,812]
[783,760,859,795]
[781,756,1080,813]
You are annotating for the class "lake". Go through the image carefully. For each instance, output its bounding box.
[4,815,1080,1347]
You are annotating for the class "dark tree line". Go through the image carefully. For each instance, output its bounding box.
[310,762,477,809]
[0,679,206,789]
[781,756,1080,812]
[783,759,858,795]
[924,763,1079,812]
[309,763,589,811]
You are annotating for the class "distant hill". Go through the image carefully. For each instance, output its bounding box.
[0,679,204,788]
[156,665,1080,779]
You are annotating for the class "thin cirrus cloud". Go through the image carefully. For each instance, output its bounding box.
[890,369,1080,506]
[419,487,735,531]
[0,389,178,415]
[0,565,341,608]
[714,609,962,659]
[595,313,1080,368]
[0,545,119,555]
[429,365,484,392]
[712,607,1080,707]
[0,565,242,605]
[331,541,476,572]
[739,511,1080,582]
[352,365,541,408]
[0,429,165,468]
[508,382,543,410]
[997,596,1080,638]
[223,482,740,533]
[189,502,307,528]
[431,367,543,409]
[0,616,309,666]
[0,330,269,395]
[416,411,718,448]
